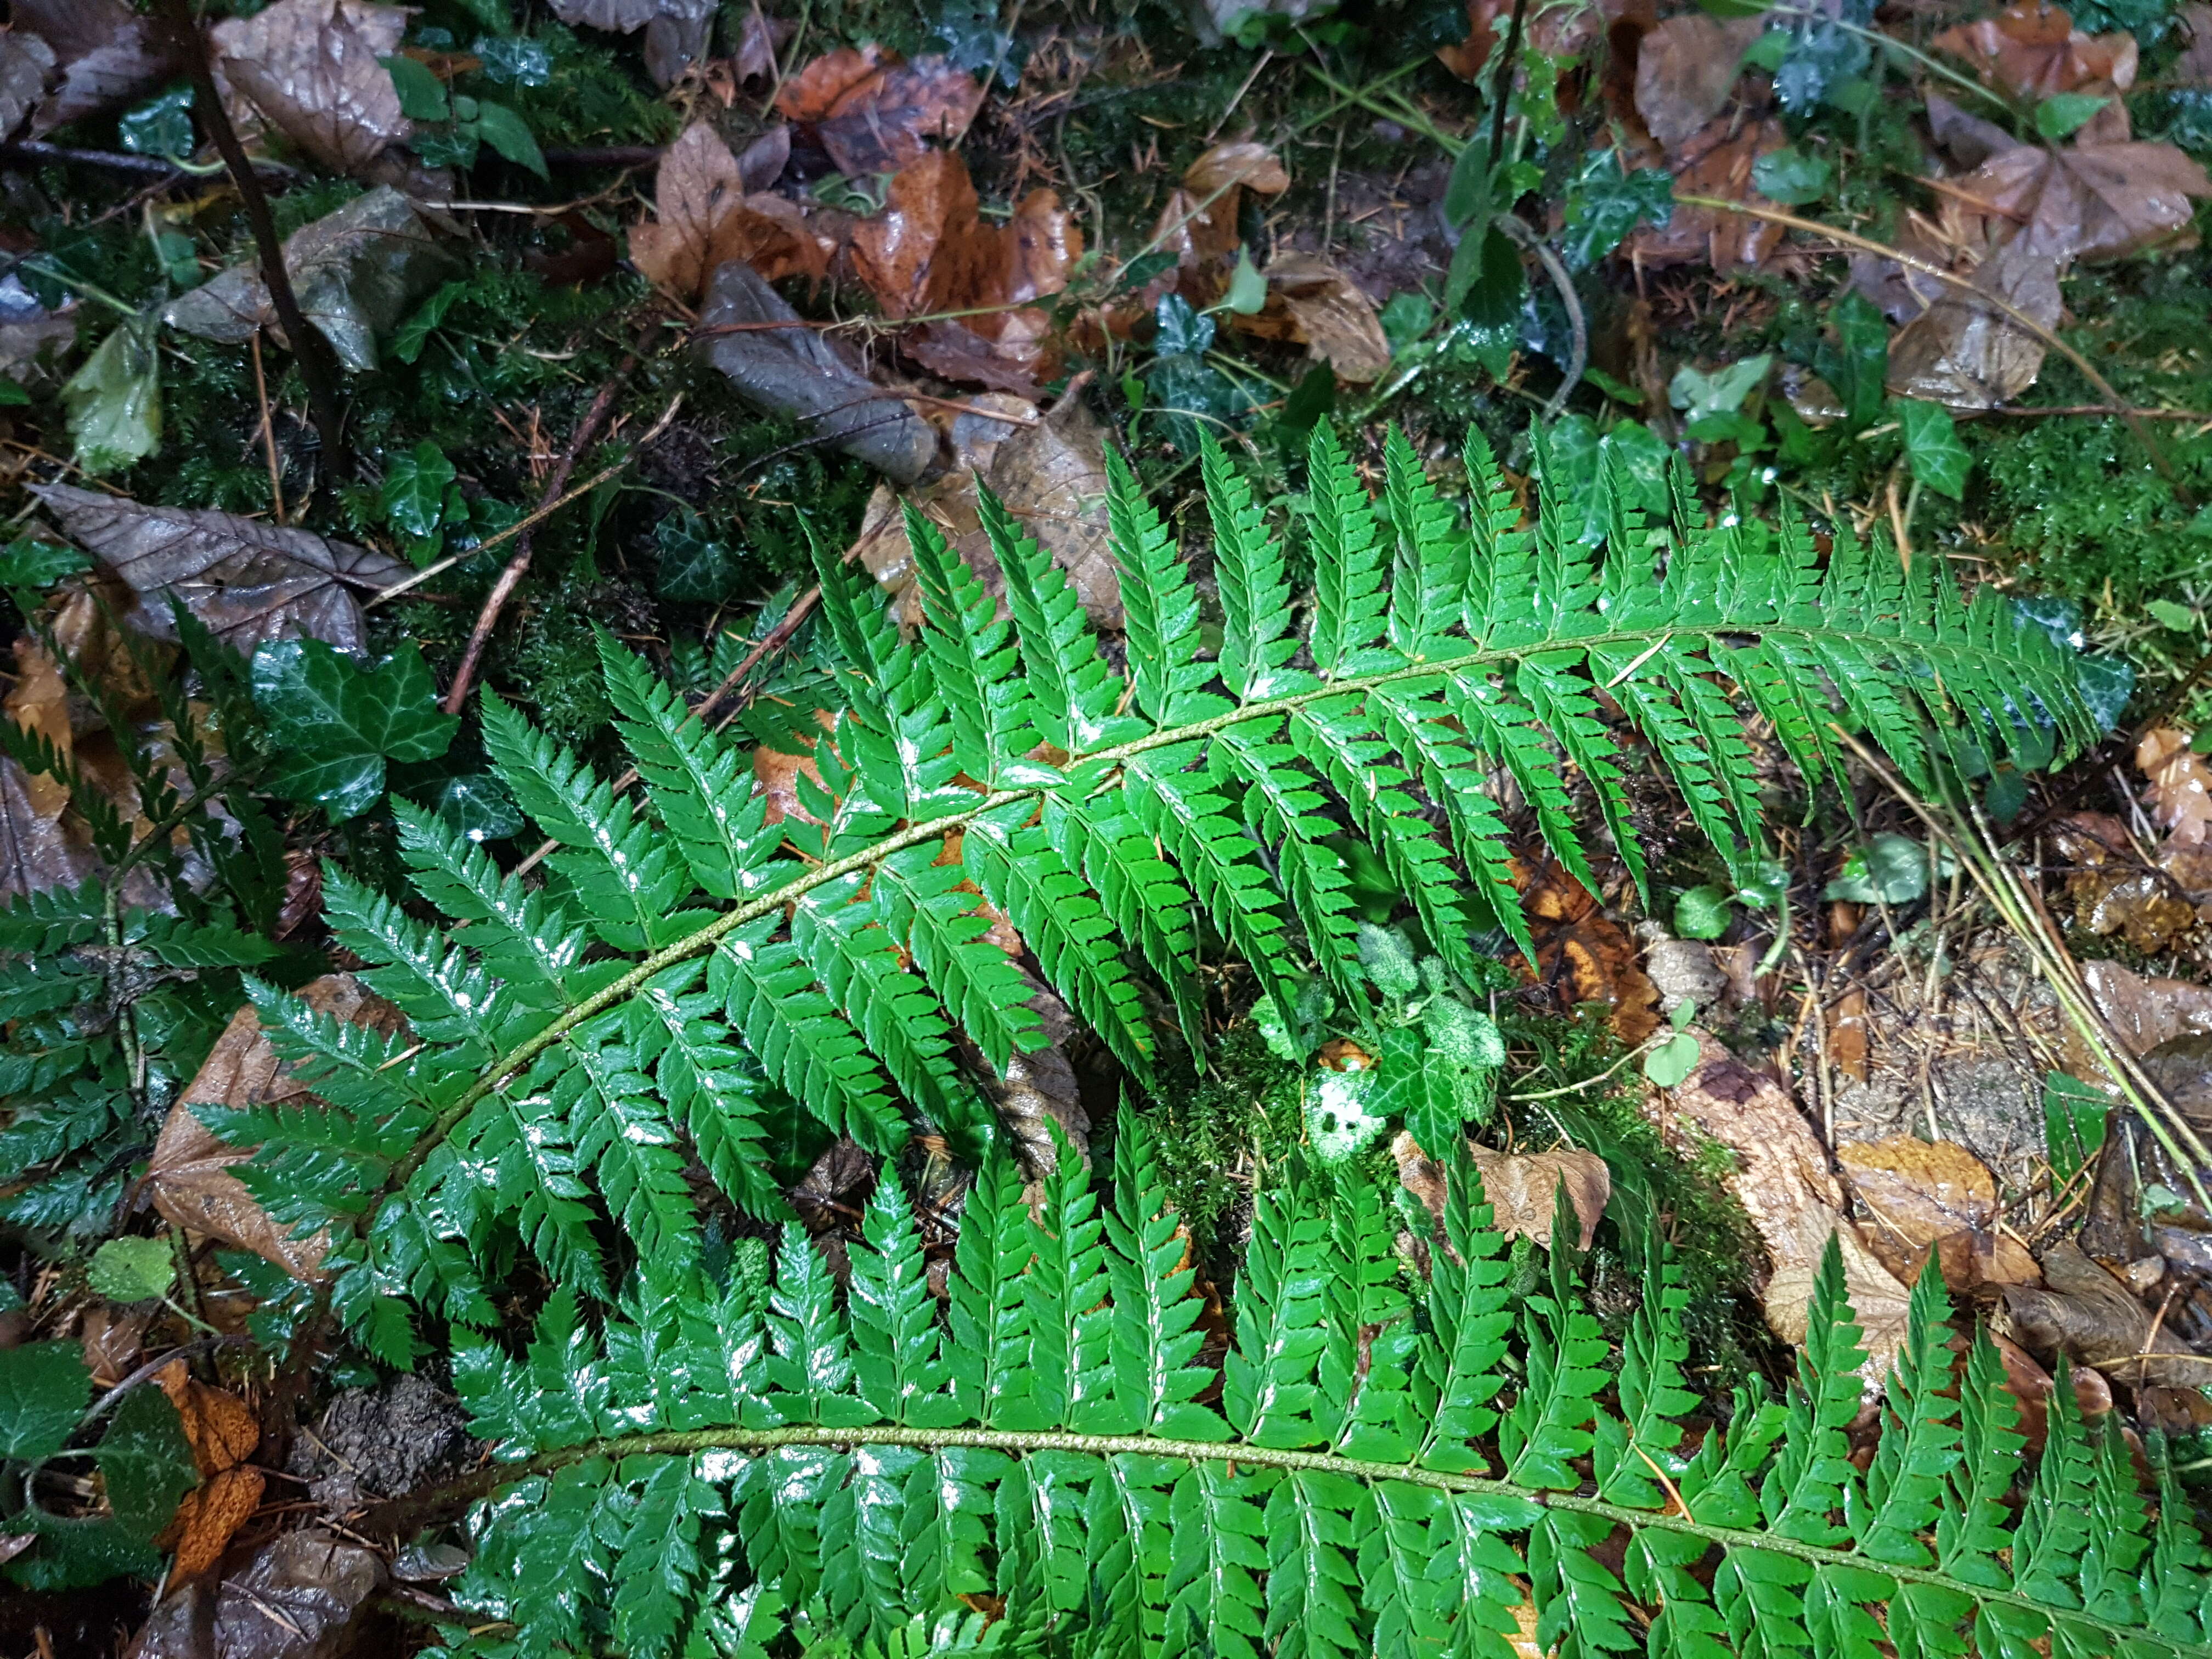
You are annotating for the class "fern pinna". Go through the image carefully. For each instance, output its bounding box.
[397,1128,2206,1658]
[171,420,2094,1363]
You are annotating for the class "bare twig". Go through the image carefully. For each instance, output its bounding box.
[1491,213,1585,419]
[0,139,297,182]
[250,332,286,525]
[150,0,348,476]
[442,338,665,716]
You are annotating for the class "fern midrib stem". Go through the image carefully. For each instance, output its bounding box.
[375,621,1976,1209]
[369,1423,2203,1655]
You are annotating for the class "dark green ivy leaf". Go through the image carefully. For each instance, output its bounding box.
[1893,397,1970,499]
[251,638,460,820]
[0,1341,90,1463]
[1153,293,1215,356]
[656,509,745,603]
[1445,225,1524,329]
[382,54,452,121]
[1750,144,1831,205]
[95,1387,197,1538]
[381,441,458,538]
[118,86,197,163]
[1558,154,1674,272]
[1773,20,1871,114]
[1815,290,1888,428]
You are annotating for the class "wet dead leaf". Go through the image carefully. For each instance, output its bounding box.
[1933,0,2137,104]
[1656,1034,1913,1381]
[1230,252,1392,383]
[629,121,830,300]
[14,0,179,138]
[772,44,984,177]
[791,1135,877,1276]
[1627,116,1787,271]
[2081,957,2212,1065]
[132,1528,385,1659]
[0,749,95,900]
[1999,1239,2202,1387]
[78,1301,151,1387]
[32,483,409,657]
[2052,811,2210,952]
[163,187,461,374]
[164,1467,265,1582]
[146,975,409,1279]
[1836,1135,2040,1291]
[1396,1133,1611,1251]
[548,0,713,86]
[2141,726,2212,845]
[751,708,836,826]
[211,0,415,182]
[0,30,56,141]
[1153,140,1291,274]
[1951,137,2212,266]
[157,1360,261,1478]
[1634,14,1763,151]
[732,7,791,81]
[1515,859,1660,1045]
[698,261,935,483]
[1884,235,2062,409]
[1991,1330,2111,1453]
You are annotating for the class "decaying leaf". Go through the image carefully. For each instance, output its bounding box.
[77,1301,151,1387]
[2141,726,2212,846]
[157,1361,262,1478]
[698,261,935,484]
[2080,956,2212,1062]
[1515,859,1660,1045]
[1951,136,2212,266]
[1835,1135,2040,1290]
[0,30,57,142]
[1628,116,1787,271]
[850,386,1119,630]
[1655,1034,1913,1380]
[1991,1330,2112,1453]
[133,1530,385,1659]
[145,975,409,1279]
[211,0,415,182]
[32,483,409,656]
[548,0,715,87]
[1152,141,1291,275]
[1227,253,1392,383]
[164,188,461,373]
[988,974,1087,1176]
[1884,236,2062,409]
[1934,0,2137,104]
[1998,1239,2200,1387]
[772,44,984,177]
[790,1135,877,1276]
[1634,14,1763,151]
[627,121,829,300]
[0,277,77,387]
[164,1468,266,1583]
[1395,1131,1610,1251]
[14,0,179,138]
[2052,811,2212,952]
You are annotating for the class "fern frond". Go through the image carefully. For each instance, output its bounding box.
[1306,425,1387,679]
[1201,432,1304,701]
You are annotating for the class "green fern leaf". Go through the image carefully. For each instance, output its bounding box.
[1107,448,1226,728]
[904,502,1046,788]
[850,1170,957,1427]
[1201,432,1304,701]
[980,484,1142,755]
[1306,424,1387,678]
[1381,426,1464,661]
[1106,1113,1231,1442]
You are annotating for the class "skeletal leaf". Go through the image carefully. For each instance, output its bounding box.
[31,483,408,656]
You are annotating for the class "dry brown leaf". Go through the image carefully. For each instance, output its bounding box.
[1153,141,1291,274]
[32,483,409,658]
[629,122,830,300]
[772,44,984,177]
[1656,1034,1913,1380]
[1515,859,1660,1044]
[211,0,414,181]
[147,975,409,1279]
[1884,235,2062,409]
[1950,138,2212,266]
[1933,0,2137,103]
[1229,253,1392,383]
[1633,14,1763,151]
[1999,1239,2202,1386]
[158,1361,261,1479]
[1836,1135,2039,1291]
[1627,116,1787,271]
[2140,726,2212,845]
[851,387,1118,633]
[2052,811,2209,952]
[78,1302,151,1387]
[14,0,178,138]
[164,1466,266,1583]
[1991,1331,2110,1453]
[1396,1133,1613,1252]
[132,1529,385,1659]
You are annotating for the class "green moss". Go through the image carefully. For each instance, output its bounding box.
[1137,1027,1305,1270]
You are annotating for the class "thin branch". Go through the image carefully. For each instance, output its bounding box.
[0,139,298,182]
[150,0,348,476]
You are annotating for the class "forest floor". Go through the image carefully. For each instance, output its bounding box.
[7,0,2212,1649]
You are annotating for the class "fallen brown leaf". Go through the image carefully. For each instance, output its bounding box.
[1884,235,2062,409]
[1396,1131,1610,1251]
[2051,810,2210,952]
[629,121,831,300]
[78,1301,151,1387]
[163,1467,266,1583]
[1229,253,1392,383]
[32,483,410,657]
[2140,727,2212,846]
[146,975,409,1279]
[732,7,791,81]
[14,0,179,138]
[1990,1330,2110,1453]
[772,44,984,177]
[1998,1239,2201,1387]
[1628,117,1787,271]
[211,0,415,182]
[133,1529,385,1659]
[1434,0,1601,81]
[0,30,55,141]
[1634,14,1763,151]
[1934,0,2136,104]
[1656,1034,1913,1381]
[751,708,837,826]
[1836,1135,2040,1291]
[548,0,714,86]
[1152,140,1291,275]
[1951,137,2212,266]
[1515,859,1660,1045]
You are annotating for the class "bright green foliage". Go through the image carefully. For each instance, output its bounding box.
[207,420,2094,1371]
[250,637,460,820]
[422,1146,2204,1659]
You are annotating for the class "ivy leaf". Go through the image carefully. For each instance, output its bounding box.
[251,638,460,820]
[95,1387,196,1538]
[471,99,549,177]
[381,441,458,539]
[0,537,91,590]
[1154,293,1215,357]
[0,1341,90,1462]
[1750,143,1831,205]
[381,53,452,121]
[656,509,744,602]
[1815,290,1889,428]
[62,315,161,478]
[1672,884,1733,940]
[1893,397,1971,499]
[1559,154,1674,271]
[119,86,198,163]
[87,1237,173,1304]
